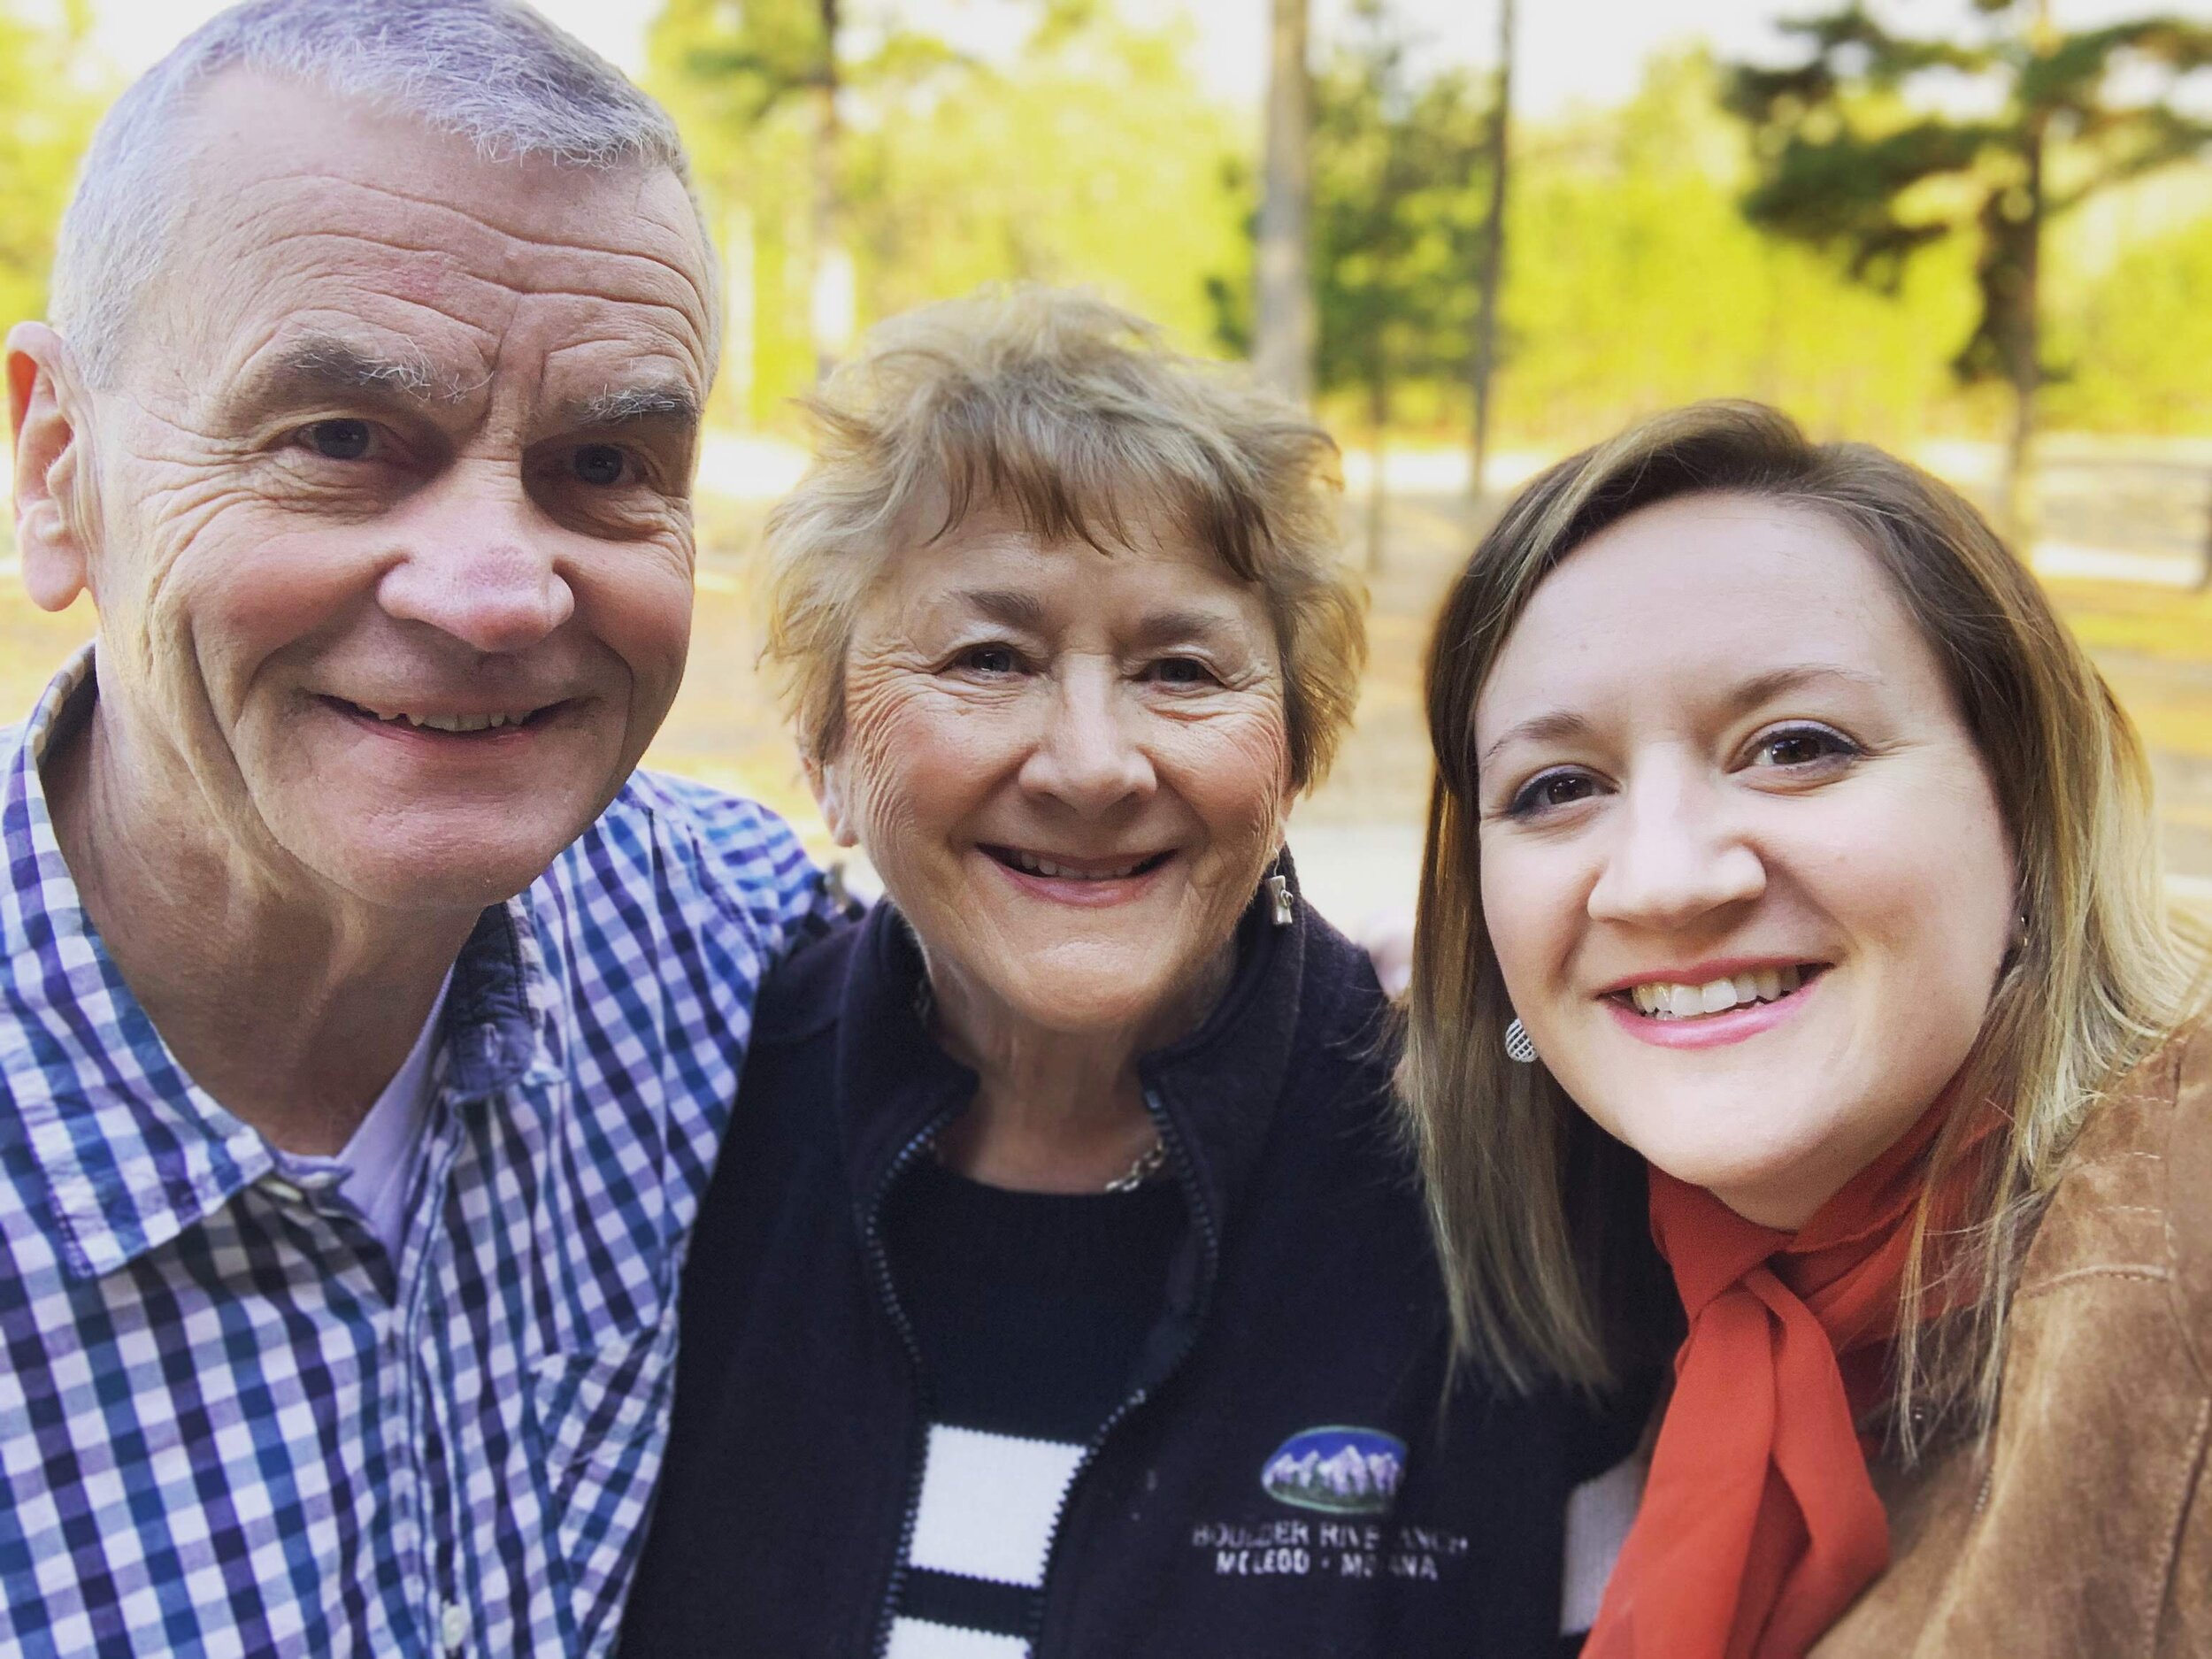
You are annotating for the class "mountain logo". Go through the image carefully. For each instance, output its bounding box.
[1259,1425,1408,1516]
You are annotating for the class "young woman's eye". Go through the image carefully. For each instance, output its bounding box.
[295,419,376,461]
[1748,723,1860,771]
[1507,769,1601,818]
[956,644,1021,676]
[1145,657,1217,687]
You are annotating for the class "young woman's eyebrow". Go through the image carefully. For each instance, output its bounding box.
[1479,710,1594,772]
[1731,664,1886,705]
[1479,663,1884,772]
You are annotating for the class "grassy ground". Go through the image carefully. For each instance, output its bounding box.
[4,465,2208,889]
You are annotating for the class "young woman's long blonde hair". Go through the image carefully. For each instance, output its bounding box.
[1401,401,2202,1453]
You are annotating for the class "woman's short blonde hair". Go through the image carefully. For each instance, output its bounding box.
[1402,400,2203,1448]
[760,287,1366,792]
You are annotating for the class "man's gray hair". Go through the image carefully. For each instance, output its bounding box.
[50,0,715,388]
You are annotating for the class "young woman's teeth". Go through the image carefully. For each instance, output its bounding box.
[1012,849,1146,880]
[1629,964,1804,1019]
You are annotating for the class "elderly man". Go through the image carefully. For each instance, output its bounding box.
[0,2,823,1653]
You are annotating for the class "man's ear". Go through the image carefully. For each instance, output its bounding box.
[802,749,860,849]
[7,323,93,614]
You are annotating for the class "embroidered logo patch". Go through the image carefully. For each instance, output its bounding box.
[1260,1425,1407,1516]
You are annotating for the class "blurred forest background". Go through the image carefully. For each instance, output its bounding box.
[4,0,2212,918]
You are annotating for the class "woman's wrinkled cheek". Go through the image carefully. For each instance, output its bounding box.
[835,652,987,870]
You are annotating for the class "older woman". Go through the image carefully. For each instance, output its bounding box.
[619,290,1644,1658]
[1402,401,2210,1658]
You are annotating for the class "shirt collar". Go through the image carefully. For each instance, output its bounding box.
[1,646,557,1279]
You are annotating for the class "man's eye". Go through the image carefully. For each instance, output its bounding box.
[299,419,373,461]
[1507,770,1600,818]
[572,444,632,487]
[1750,724,1859,770]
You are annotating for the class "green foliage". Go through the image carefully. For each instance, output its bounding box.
[2048,209,2212,431]
[1499,50,1978,449]
[1309,0,1491,421]
[0,1,103,330]
[643,0,2212,445]
[1727,2,2212,393]
[841,5,1246,349]
[649,0,1247,426]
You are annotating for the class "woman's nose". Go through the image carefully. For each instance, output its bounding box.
[1018,660,1156,811]
[1586,773,1765,928]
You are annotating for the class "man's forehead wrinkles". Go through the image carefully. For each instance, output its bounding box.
[236,228,710,374]
[250,225,697,318]
[242,171,710,295]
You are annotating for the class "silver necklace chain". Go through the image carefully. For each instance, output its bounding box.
[1102,1137,1168,1194]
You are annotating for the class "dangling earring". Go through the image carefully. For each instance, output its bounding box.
[1266,872,1294,927]
[1503,1018,1537,1064]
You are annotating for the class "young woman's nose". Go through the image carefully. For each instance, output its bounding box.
[1586,769,1765,928]
[1017,658,1156,811]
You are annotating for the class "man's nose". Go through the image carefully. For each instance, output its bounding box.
[1018,661,1156,811]
[1585,769,1765,928]
[375,476,576,656]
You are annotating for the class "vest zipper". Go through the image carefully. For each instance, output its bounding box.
[865,1106,960,1659]
[1025,1083,1223,1656]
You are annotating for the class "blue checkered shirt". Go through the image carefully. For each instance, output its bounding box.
[0,649,824,1656]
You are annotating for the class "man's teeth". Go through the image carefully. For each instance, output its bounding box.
[1010,849,1149,880]
[1629,964,1805,1019]
[362,707,531,733]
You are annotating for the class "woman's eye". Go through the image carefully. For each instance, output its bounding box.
[957,644,1020,676]
[572,444,633,488]
[1508,769,1601,818]
[1146,657,1217,687]
[1749,724,1859,771]
[297,419,374,461]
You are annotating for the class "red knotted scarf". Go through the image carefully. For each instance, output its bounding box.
[1583,1105,1973,1659]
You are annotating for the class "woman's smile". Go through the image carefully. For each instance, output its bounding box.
[979,842,1179,906]
[1599,960,1831,1049]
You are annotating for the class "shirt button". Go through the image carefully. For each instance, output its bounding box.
[260,1175,304,1203]
[440,1602,467,1650]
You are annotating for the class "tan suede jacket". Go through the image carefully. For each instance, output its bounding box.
[1811,1023,2212,1658]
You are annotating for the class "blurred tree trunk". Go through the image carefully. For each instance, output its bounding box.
[1996,0,2051,541]
[1365,360,1390,572]
[808,0,853,380]
[1469,0,1514,501]
[2199,473,2212,591]
[1256,0,1314,404]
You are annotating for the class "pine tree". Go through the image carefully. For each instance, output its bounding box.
[1727,2,2212,534]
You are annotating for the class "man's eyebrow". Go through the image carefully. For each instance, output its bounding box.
[562,383,702,430]
[1477,664,1884,772]
[220,336,461,422]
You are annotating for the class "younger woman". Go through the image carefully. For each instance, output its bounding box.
[1403,402,2208,1657]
